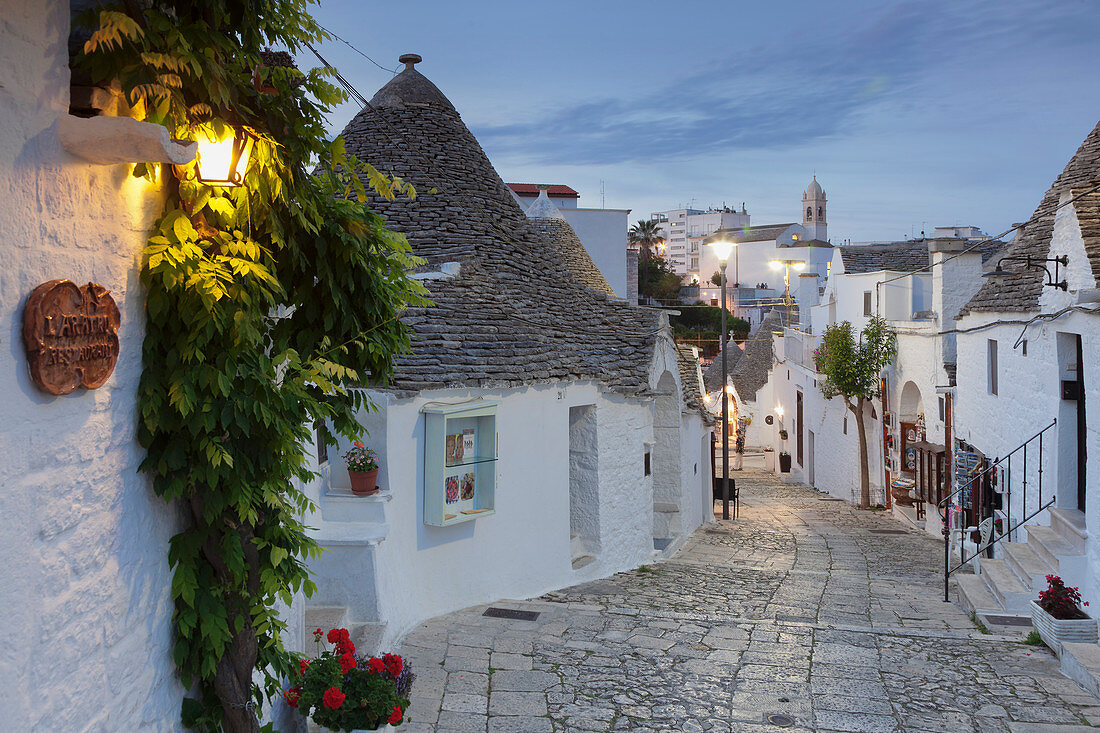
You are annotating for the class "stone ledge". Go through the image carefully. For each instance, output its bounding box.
[59,114,196,165]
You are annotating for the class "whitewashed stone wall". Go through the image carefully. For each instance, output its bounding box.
[956,312,1100,608]
[300,381,661,648]
[0,1,186,729]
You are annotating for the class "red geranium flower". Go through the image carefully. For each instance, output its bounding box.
[283,686,301,708]
[383,653,403,676]
[322,687,346,709]
[368,657,385,674]
[312,628,323,639]
[339,651,357,674]
[327,628,350,645]
[337,639,356,657]
[298,659,310,675]
[388,706,403,725]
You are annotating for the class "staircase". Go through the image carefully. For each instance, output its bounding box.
[300,482,392,655]
[957,507,1088,623]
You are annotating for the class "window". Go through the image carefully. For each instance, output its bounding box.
[1022,339,1028,356]
[988,340,998,395]
[807,207,813,220]
[863,291,872,316]
[938,396,945,421]
[843,417,848,434]
[817,206,823,219]
[690,257,699,269]
[644,451,651,476]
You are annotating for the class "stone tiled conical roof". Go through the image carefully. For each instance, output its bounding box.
[702,336,743,392]
[338,56,663,393]
[730,310,782,402]
[963,118,1100,314]
[525,191,615,297]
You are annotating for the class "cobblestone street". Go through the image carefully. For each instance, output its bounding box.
[397,471,1100,732]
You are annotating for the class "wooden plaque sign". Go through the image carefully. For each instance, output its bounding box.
[23,280,120,395]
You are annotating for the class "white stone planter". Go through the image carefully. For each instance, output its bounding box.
[1031,600,1098,654]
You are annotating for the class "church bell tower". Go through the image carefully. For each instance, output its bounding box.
[802,176,827,241]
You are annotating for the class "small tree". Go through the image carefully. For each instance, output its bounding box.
[815,316,897,508]
[709,270,723,287]
[629,219,664,295]
[637,253,682,303]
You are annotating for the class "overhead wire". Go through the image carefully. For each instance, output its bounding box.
[317,25,399,76]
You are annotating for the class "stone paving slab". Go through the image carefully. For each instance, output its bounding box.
[399,471,1100,731]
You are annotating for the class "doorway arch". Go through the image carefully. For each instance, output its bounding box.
[652,371,682,542]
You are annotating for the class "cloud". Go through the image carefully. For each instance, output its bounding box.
[470,0,1089,165]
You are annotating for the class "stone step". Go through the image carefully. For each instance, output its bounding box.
[976,558,1032,614]
[305,606,349,635]
[1049,507,1088,555]
[1002,541,1053,592]
[571,554,596,570]
[1060,642,1100,698]
[352,621,388,656]
[957,573,1004,615]
[303,606,387,655]
[319,487,391,524]
[1026,525,1077,572]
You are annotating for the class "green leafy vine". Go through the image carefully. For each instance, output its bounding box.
[76,2,429,730]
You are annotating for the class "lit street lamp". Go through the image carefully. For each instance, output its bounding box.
[705,234,736,520]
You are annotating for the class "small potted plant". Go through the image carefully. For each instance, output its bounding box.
[778,450,792,473]
[286,627,414,732]
[1031,574,1097,654]
[345,441,380,496]
[778,429,788,440]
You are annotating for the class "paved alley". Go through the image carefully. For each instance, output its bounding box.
[397,471,1100,732]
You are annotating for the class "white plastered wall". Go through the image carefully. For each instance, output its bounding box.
[300,381,659,647]
[0,1,186,729]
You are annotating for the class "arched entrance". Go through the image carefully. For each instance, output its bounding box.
[652,371,682,543]
[898,381,924,476]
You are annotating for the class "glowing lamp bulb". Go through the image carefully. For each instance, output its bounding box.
[769,260,783,271]
[708,238,736,263]
[195,127,254,186]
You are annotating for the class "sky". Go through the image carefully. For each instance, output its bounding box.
[299,0,1100,243]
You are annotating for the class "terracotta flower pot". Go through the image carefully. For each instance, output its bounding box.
[349,469,379,496]
[1031,600,1098,654]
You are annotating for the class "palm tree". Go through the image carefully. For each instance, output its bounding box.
[629,219,664,299]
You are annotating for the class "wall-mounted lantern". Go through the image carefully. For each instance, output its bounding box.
[984,254,1069,291]
[195,127,255,186]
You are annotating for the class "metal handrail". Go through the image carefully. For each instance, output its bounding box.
[941,418,1057,602]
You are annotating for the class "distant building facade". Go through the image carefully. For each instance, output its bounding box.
[651,206,750,279]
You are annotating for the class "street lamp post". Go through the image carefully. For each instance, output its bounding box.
[705,235,736,520]
[768,258,806,327]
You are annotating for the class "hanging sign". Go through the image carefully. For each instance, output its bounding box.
[22,280,120,395]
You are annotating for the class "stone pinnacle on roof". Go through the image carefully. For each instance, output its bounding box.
[524,187,566,220]
[368,53,454,110]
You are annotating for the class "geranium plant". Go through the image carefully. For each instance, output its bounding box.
[287,627,413,731]
[345,441,379,473]
[1038,575,1090,620]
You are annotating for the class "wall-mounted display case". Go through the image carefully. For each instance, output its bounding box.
[423,401,498,526]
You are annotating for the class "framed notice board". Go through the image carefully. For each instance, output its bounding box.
[423,401,498,526]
